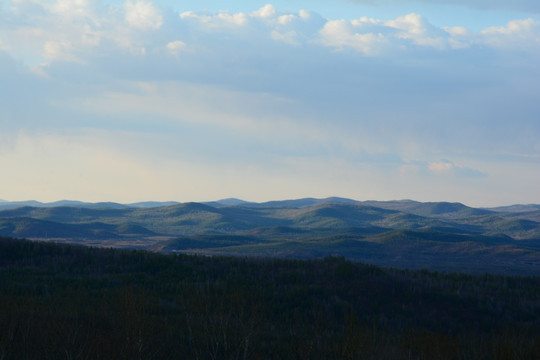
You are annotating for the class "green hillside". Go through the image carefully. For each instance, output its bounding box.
[0,217,157,240]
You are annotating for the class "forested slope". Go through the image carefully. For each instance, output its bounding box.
[0,236,539,359]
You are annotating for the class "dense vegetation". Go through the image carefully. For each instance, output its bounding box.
[1,236,539,359]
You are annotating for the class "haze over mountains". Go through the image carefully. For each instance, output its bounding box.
[0,197,539,275]
[0,199,180,210]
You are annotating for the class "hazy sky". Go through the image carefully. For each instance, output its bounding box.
[1,0,539,206]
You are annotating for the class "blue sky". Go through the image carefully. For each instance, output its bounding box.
[1,0,539,206]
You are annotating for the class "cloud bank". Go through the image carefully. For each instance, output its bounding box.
[1,1,539,205]
[347,0,540,13]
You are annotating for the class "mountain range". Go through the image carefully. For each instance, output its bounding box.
[0,197,539,274]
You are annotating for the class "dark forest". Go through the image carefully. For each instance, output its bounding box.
[0,236,538,359]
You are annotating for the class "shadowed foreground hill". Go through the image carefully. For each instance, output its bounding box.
[0,236,539,359]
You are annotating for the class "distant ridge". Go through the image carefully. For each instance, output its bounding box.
[0,200,44,210]
[360,200,493,218]
[0,197,539,273]
[246,197,360,208]
[128,201,180,208]
[487,204,540,213]
[0,200,180,210]
[50,201,127,209]
[203,198,253,207]
[47,200,97,207]
[2,197,539,212]
[202,197,359,208]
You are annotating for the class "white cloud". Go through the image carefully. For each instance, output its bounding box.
[427,160,486,178]
[346,0,540,13]
[444,26,470,36]
[271,30,299,45]
[278,14,296,25]
[180,10,248,27]
[298,10,312,21]
[482,18,535,35]
[384,13,446,48]
[28,63,50,78]
[166,40,186,55]
[428,160,454,173]
[124,0,163,30]
[42,41,63,59]
[399,163,420,176]
[385,13,426,35]
[480,18,540,50]
[443,26,472,48]
[176,5,324,46]
[178,11,196,20]
[42,40,84,62]
[216,11,249,26]
[50,0,91,18]
[315,12,540,54]
[251,4,276,19]
[319,19,388,55]
[318,13,452,54]
[350,16,381,27]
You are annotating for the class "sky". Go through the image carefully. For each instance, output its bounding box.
[0,0,539,206]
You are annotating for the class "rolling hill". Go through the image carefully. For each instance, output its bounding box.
[0,197,538,274]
